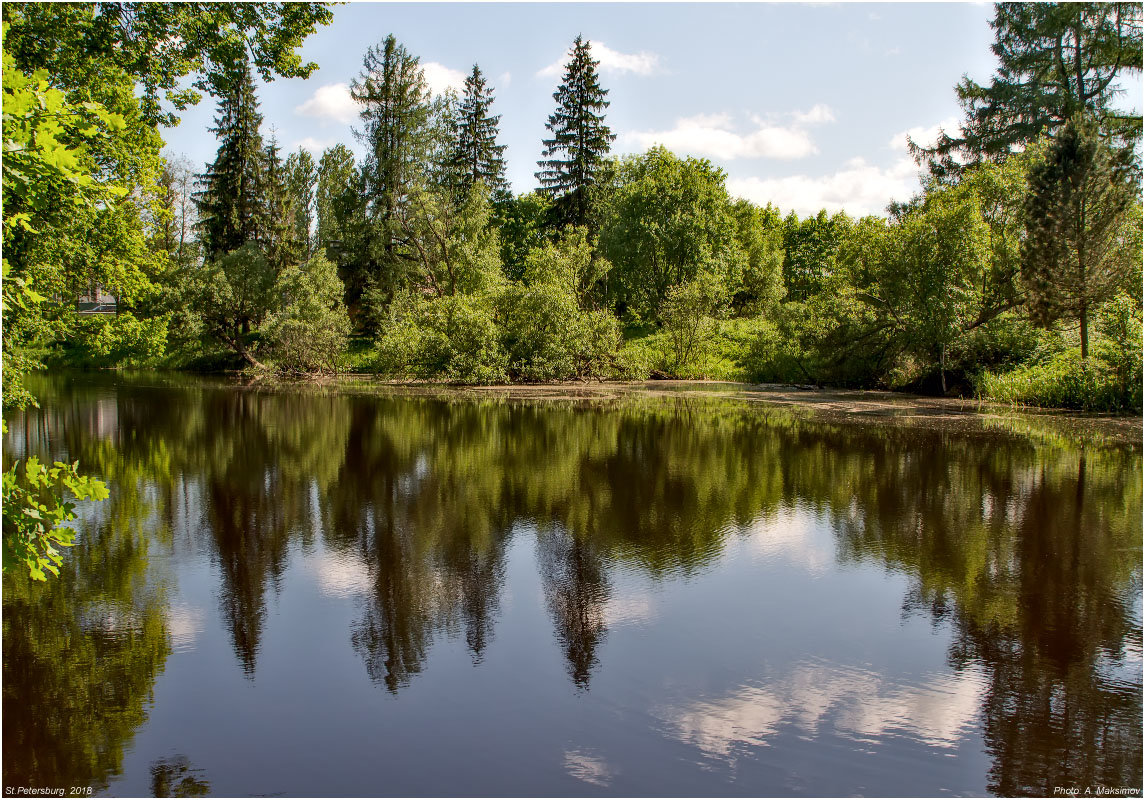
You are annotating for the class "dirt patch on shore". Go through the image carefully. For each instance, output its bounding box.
[328,377,1142,447]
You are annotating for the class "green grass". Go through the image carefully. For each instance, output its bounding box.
[978,350,1140,412]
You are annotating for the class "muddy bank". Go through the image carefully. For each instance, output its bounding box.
[320,377,1144,447]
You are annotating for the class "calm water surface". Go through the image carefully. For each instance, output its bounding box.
[3,372,1141,797]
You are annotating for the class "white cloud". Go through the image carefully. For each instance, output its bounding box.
[497,71,512,89]
[538,40,661,78]
[624,107,834,161]
[164,605,205,653]
[292,136,338,154]
[727,156,920,217]
[887,117,960,154]
[295,83,357,124]
[422,61,466,96]
[746,508,834,576]
[790,104,835,125]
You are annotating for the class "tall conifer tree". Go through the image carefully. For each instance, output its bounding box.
[913,3,1142,181]
[536,35,615,228]
[449,65,508,203]
[316,144,360,262]
[261,136,303,274]
[1022,114,1140,359]
[195,59,266,261]
[350,35,433,312]
[285,148,318,259]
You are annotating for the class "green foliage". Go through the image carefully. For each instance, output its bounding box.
[1022,114,1141,358]
[285,147,318,258]
[1,41,127,226]
[497,230,618,381]
[351,35,435,310]
[2,3,333,128]
[2,455,108,581]
[265,253,351,374]
[194,243,279,365]
[781,209,850,301]
[69,312,170,367]
[1093,293,1144,407]
[661,271,728,376]
[498,191,555,281]
[316,143,361,262]
[149,153,200,268]
[732,200,786,313]
[195,58,267,261]
[448,65,508,203]
[499,284,619,382]
[883,190,992,391]
[914,2,1142,180]
[3,28,163,386]
[536,35,616,229]
[377,292,508,383]
[743,289,889,387]
[2,261,45,410]
[599,147,741,322]
[401,185,504,298]
[979,351,1136,412]
[979,296,1141,411]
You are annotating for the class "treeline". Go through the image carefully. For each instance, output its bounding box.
[3,3,1143,411]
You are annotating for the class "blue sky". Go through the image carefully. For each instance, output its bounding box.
[161,2,1142,218]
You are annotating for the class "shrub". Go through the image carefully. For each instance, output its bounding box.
[498,283,619,381]
[495,232,620,381]
[1094,293,1143,409]
[265,253,351,374]
[661,271,727,376]
[69,311,170,366]
[377,292,508,384]
[978,351,1135,412]
[979,296,1142,412]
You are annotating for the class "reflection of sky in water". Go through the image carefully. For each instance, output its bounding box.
[163,604,205,653]
[745,506,836,576]
[8,373,1139,798]
[602,589,657,627]
[563,748,614,787]
[661,662,987,761]
[308,546,372,599]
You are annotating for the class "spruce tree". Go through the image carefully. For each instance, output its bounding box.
[285,147,318,259]
[350,34,433,311]
[449,65,508,204]
[195,59,267,261]
[1022,113,1140,359]
[536,35,616,229]
[316,144,360,262]
[261,136,303,274]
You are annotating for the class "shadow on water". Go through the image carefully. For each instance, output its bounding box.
[3,371,1141,795]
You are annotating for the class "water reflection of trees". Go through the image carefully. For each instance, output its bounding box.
[7,374,1141,794]
[1,495,170,790]
[824,431,1142,796]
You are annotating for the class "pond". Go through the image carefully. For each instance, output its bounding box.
[3,372,1141,797]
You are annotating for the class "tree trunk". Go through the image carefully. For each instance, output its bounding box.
[1080,298,1089,360]
[235,338,265,370]
[940,343,947,395]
